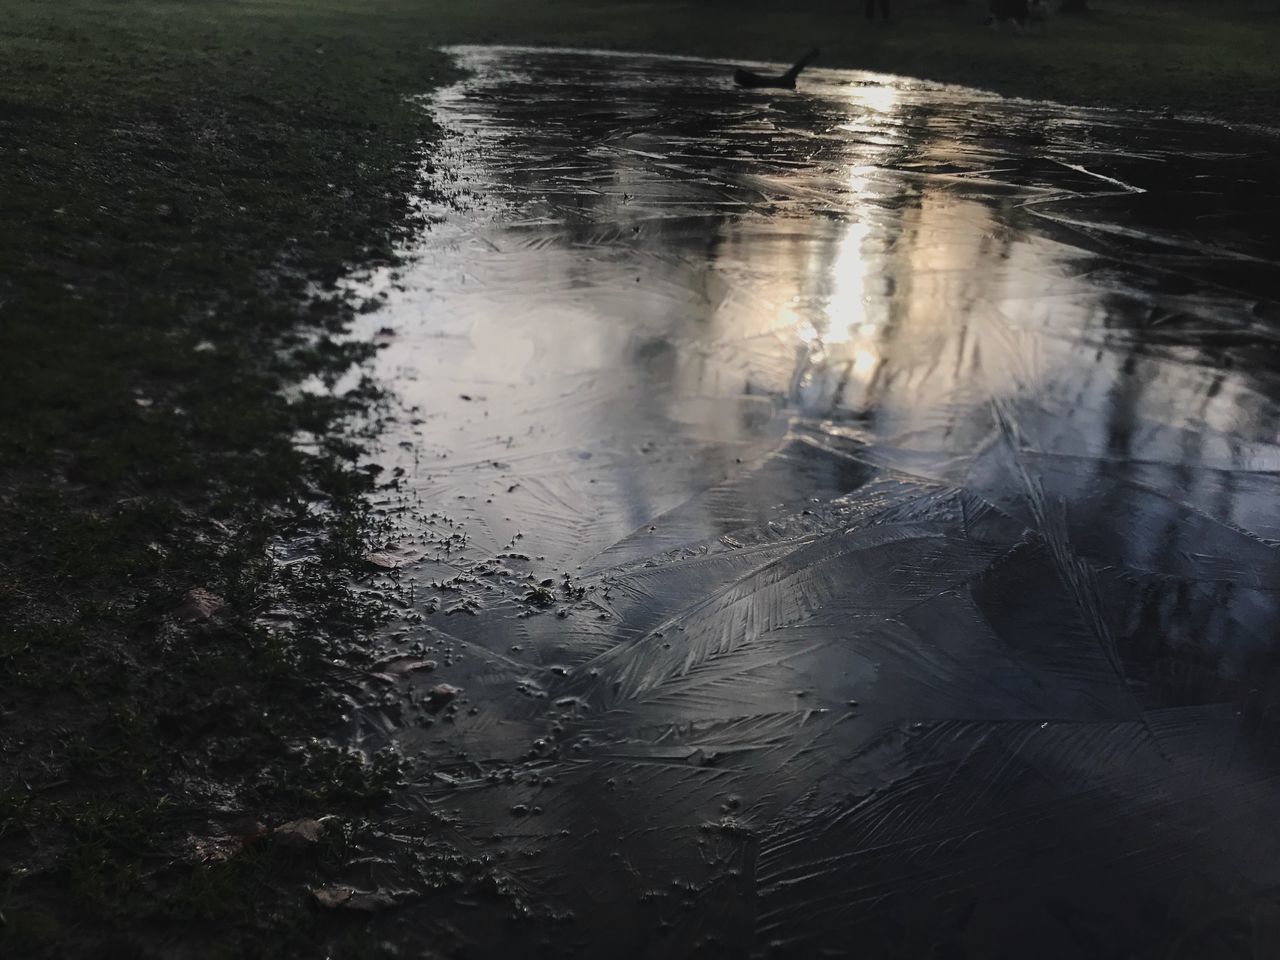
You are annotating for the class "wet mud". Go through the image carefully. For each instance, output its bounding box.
[344,48,1280,958]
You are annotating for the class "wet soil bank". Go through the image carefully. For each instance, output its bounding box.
[1,3,461,956]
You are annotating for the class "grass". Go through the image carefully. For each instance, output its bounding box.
[0,1,462,955]
[1,0,1276,956]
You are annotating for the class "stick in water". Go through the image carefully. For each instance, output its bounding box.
[734,48,820,90]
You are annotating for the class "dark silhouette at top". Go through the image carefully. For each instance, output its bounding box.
[734,48,820,90]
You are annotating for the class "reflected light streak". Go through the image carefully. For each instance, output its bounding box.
[852,347,879,378]
[824,219,870,344]
[782,91,898,395]
[782,200,879,392]
[850,83,899,115]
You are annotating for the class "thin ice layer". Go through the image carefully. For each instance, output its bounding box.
[341,48,1280,958]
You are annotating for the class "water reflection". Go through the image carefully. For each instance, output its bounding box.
[345,47,1280,958]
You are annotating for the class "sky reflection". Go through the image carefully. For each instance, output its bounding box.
[339,47,1280,959]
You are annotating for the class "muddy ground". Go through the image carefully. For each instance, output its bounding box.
[1,3,456,956]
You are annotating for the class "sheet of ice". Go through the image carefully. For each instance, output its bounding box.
[342,48,1280,957]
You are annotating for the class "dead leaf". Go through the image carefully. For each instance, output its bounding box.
[174,587,225,622]
[310,885,400,912]
[228,816,268,844]
[425,683,461,712]
[179,834,242,864]
[371,656,438,677]
[274,817,325,850]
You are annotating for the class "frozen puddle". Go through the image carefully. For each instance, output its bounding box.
[343,47,1280,957]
